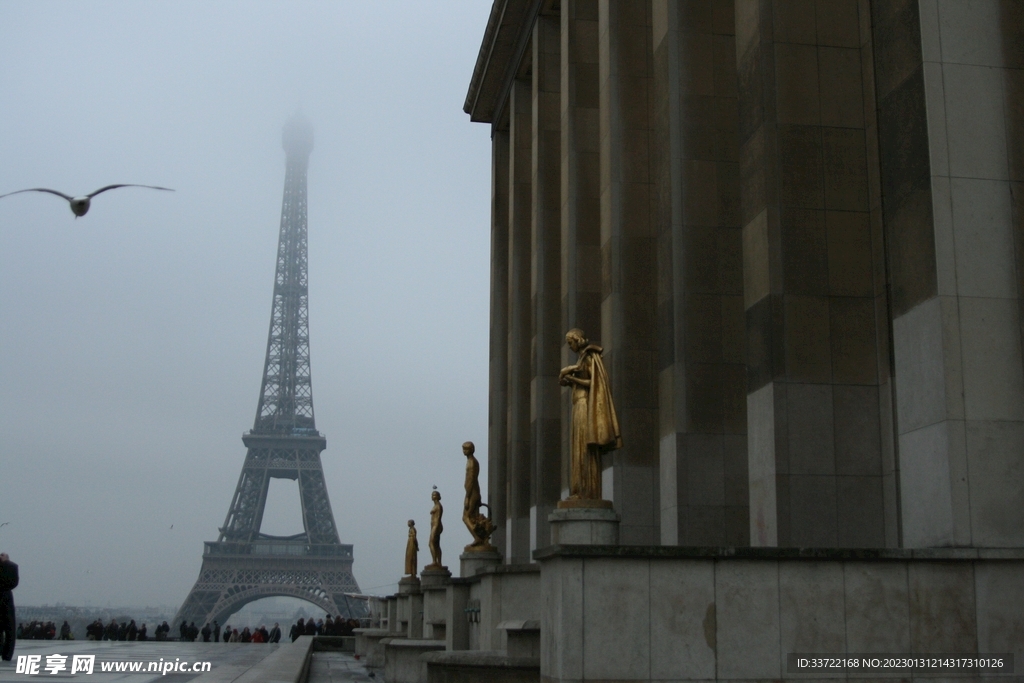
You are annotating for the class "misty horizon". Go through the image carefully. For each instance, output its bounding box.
[0,1,494,611]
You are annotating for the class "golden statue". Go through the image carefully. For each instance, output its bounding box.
[404,519,419,576]
[425,488,444,569]
[559,328,622,501]
[461,442,496,551]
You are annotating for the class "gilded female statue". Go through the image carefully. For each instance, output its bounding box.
[426,489,444,569]
[404,520,418,576]
[559,328,622,500]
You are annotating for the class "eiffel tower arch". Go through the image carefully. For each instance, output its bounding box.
[175,114,362,629]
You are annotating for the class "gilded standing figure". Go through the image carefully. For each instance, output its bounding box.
[404,520,418,576]
[462,442,496,551]
[426,489,444,569]
[559,328,622,500]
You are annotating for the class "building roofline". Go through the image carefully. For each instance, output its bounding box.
[464,0,540,125]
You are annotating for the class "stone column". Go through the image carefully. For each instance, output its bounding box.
[738,0,892,547]
[598,0,660,544]
[507,76,534,563]
[873,0,1024,547]
[561,0,603,500]
[531,14,563,553]
[489,131,510,555]
[649,1,748,547]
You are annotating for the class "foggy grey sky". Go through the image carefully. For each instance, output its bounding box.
[0,2,493,607]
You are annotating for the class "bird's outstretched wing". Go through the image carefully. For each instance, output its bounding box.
[87,184,175,198]
[0,188,74,201]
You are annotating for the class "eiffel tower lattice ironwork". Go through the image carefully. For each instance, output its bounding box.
[175,114,362,628]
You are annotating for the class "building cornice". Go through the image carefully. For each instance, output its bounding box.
[464,0,541,125]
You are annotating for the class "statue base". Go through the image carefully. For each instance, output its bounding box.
[556,497,614,509]
[459,549,502,577]
[398,575,421,595]
[420,567,452,589]
[549,505,620,545]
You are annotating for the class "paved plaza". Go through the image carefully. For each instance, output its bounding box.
[0,641,278,683]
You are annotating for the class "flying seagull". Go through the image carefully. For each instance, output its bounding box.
[0,184,174,217]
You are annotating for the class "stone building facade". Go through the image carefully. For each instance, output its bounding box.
[466,0,1024,560]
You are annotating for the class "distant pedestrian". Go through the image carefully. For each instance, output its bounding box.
[155,621,169,641]
[201,623,211,642]
[138,623,147,641]
[213,620,220,643]
[59,621,72,640]
[0,553,19,662]
[268,623,281,643]
[126,620,137,641]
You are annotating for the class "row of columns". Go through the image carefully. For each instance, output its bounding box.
[485,0,1024,560]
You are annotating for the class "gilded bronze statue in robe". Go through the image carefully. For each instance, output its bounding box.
[426,489,444,569]
[404,520,418,576]
[461,441,496,551]
[559,328,622,500]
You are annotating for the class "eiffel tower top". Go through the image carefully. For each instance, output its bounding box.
[253,113,318,436]
[282,111,314,163]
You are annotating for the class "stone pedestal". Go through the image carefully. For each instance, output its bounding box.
[420,566,451,588]
[460,549,502,577]
[397,577,422,638]
[420,567,452,641]
[549,501,619,545]
[398,575,422,594]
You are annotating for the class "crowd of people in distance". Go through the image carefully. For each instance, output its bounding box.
[288,616,359,641]
[15,614,360,644]
[168,614,360,644]
[84,618,155,641]
[15,621,67,640]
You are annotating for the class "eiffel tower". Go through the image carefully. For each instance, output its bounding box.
[175,114,361,628]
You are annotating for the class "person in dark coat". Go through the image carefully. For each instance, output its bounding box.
[212,620,220,643]
[153,622,165,641]
[127,620,137,641]
[179,620,188,641]
[200,623,211,642]
[290,618,303,642]
[0,553,18,662]
[138,623,147,641]
[59,621,72,640]
[268,623,281,643]
[304,618,316,636]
